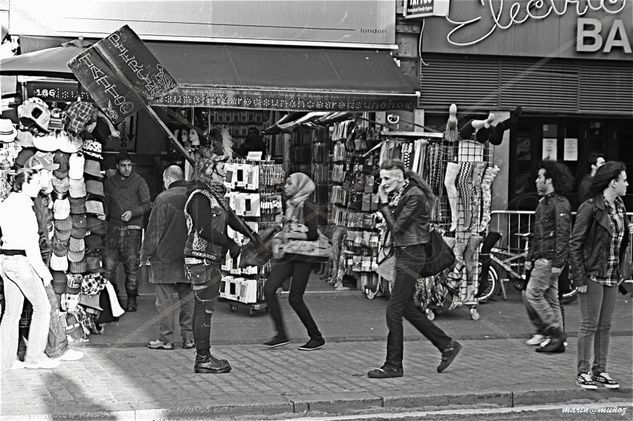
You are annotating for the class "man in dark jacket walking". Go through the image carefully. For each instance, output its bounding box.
[525,160,573,353]
[104,152,151,312]
[141,165,194,350]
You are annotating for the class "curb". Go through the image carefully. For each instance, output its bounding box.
[4,388,631,420]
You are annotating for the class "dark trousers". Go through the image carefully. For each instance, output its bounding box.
[186,264,221,356]
[104,229,141,297]
[155,283,194,344]
[264,258,322,340]
[386,244,452,369]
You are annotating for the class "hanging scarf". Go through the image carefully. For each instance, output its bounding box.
[388,179,409,211]
[285,172,315,223]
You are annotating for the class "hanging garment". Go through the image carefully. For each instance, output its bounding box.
[478,166,501,232]
[444,162,460,232]
[457,161,474,230]
[469,162,488,231]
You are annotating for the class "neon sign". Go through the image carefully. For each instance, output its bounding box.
[445,0,628,47]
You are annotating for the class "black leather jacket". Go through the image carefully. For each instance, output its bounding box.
[379,183,430,247]
[526,193,571,268]
[569,194,630,286]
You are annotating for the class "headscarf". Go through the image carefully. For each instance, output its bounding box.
[285,172,315,222]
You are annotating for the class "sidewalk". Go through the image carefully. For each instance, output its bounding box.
[2,335,631,420]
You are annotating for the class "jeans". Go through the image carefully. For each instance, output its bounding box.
[264,259,322,341]
[155,283,194,344]
[577,279,617,375]
[386,244,452,369]
[525,258,562,331]
[0,256,51,370]
[104,229,141,296]
[185,264,221,356]
[523,290,546,336]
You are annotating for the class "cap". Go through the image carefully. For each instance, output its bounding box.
[54,215,72,231]
[51,238,69,257]
[65,101,97,134]
[84,234,104,249]
[14,148,35,168]
[69,197,86,214]
[53,226,72,241]
[53,198,71,220]
[86,255,105,273]
[15,130,35,148]
[53,151,70,172]
[50,254,69,272]
[87,216,106,235]
[68,152,85,180]
[85,200,105,216]
[67,248,85,263]
[51,176,70,194]
[82,139,103,160]
[83,159,103,178]
[69,178,87,198]
[68,259,87,274]
[72,213,88,229]
[69,237,85,252]
[85,180,104,197]
[24,151,59,171]
[51,270,67,294]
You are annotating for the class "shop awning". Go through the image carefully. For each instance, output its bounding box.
[2,39,419,111]
[148,43,419,111]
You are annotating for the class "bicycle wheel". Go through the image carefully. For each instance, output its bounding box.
[477,262,500,301]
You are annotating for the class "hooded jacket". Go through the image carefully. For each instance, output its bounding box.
[104,172,151,228]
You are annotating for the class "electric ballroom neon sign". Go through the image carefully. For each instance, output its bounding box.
[445,0,629,52]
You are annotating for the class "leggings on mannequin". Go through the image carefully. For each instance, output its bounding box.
[444,162,460,232]
[457,162,474,230]
[469,162,487,231]
[479,166,500,232]
[463,234,484,283]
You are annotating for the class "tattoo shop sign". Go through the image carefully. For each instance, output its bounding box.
[68,25,178,124]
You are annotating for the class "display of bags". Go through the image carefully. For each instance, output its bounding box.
[419,229,456,277]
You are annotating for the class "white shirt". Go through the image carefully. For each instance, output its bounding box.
[0,191,52,282]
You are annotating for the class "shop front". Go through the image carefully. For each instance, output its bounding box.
[414,0,633,210]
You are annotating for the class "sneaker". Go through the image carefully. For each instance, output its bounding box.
[58,349,84,361]
[593,372,620,389]
[437,340,462,373]
[539,337,551,347]
[183,338,195,349]
[367,365,403,378]
[147,340,174,350]
[263,336,291,348]
[298,338,325,351]
[576,372,598,390]
[10,360,25,370]
[526,334,547,346]
[25,357,61,369]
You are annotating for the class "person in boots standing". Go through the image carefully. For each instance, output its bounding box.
[103,152,150,312]
[184,156,245,374]
[524,160,573,353]
[570,161,628,390]
[368,159,461,378]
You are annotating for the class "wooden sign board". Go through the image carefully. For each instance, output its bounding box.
[68,49,143,124]
[94,25,178,102]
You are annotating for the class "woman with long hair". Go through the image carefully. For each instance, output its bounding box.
[368,159,461,378]
[0,169,59,370]
[262,172,325,351]
[570,161,629,390]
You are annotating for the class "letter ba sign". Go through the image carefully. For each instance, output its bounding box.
[68,25,178,124]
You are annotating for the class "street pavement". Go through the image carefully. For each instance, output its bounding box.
[1,280,632,420]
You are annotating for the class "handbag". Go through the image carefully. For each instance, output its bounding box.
[272,224,332,260]
[238,226,282,268]
[376,231,396,281]
[419,229,456,277]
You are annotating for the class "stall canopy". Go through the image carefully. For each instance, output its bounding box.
[0,40,419,112]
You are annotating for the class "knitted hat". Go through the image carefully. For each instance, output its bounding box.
[82,139,103,160]
[68,152,85,180]
[68,259,87,274]
[69,178,87,198]
[53,198,71,220]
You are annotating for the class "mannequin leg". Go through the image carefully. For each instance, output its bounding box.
[457,162,474,231]
[444,162,460,231]
[469,162,487,231]
[479,166,501,232]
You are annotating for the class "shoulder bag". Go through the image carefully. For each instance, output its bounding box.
[419,229,456,277]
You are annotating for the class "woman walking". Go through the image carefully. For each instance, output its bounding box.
[263,173,325,351]
[368,159,461,378]
[570,161,629,390]
[0,169,58,370]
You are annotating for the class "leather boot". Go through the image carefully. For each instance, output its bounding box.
[125,295,137,313]
[194,352,231,374]
[536,326,565,353]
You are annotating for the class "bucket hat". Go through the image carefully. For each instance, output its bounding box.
[0,119,17,142]
[85,180,104,197]
[84,159,102,178]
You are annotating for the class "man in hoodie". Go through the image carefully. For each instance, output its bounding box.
[104,152,151,312]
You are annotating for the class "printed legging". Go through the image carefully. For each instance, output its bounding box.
[479,166,500,232]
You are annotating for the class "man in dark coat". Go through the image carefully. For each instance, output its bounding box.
[140,165,194,350]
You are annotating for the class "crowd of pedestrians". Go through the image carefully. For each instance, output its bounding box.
[1,153,629,393]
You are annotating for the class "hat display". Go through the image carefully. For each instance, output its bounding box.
[58,132,83,154]
[15,148,35,168]
[69,196,86,214]
[85,234,104,249]
[18,97,50,132]
[69,178,87,198]
[53,198,71,220]
[66,273,83,294]
[65,102,98,134]
[0,119,17,142]
[54,215,73,231]
[69,259,87,274]
[85,200,105,217]
[51,176,70,194]
[50,253,69,272]
[15,130,35,148]
[85,180,104,197]
[51,270,67,294]
[24,151,59,171]
[83,159,102,178]
[82,139,103,160]
[52,238,69,257]
[68,152,85,180]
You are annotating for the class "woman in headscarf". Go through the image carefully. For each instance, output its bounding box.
[262,173,325,351]
[0,168,59,370]
[183,155,245,374]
